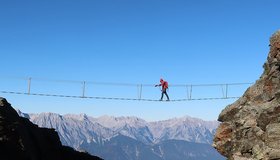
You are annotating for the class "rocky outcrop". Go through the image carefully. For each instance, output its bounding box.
[0,97,102,160]
[213,30,280,160]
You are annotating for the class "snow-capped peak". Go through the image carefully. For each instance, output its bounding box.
[16,110,219,146]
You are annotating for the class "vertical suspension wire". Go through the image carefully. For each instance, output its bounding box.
[225,84,228,98]
[186,85,189,100]
[221,84,225,98]
[82,81,86,98]
[28,77,32,95]
[137,84,143,100]
[189,85,193,100]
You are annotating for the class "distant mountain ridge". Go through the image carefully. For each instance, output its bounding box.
[20,111,218,145]
[16,110,224,160]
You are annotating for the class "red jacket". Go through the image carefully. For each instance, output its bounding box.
[159,80,168,89]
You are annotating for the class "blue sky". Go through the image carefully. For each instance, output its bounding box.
[0,0,279,121]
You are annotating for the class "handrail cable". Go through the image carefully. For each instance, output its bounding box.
[0,76,253,102]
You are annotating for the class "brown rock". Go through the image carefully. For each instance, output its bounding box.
[213,30,280,159]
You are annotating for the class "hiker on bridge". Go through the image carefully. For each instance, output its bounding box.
[155,78,170,101]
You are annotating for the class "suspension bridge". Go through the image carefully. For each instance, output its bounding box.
[0,77,253,102]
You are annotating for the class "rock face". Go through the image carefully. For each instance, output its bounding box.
[213,30,280,160]
[0,97,102,160]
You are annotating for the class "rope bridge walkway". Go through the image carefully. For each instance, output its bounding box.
[0,77,253,102]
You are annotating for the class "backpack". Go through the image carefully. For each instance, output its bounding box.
[164,81,169,89]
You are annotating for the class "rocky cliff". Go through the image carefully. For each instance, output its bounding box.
[213,30,280,160]
[0,97,102,160]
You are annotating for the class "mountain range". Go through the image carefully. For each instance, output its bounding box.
[17,110,225,160]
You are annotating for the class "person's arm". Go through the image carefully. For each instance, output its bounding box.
[155,84,162,87]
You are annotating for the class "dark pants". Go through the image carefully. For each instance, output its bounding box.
[161,88,170,101]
